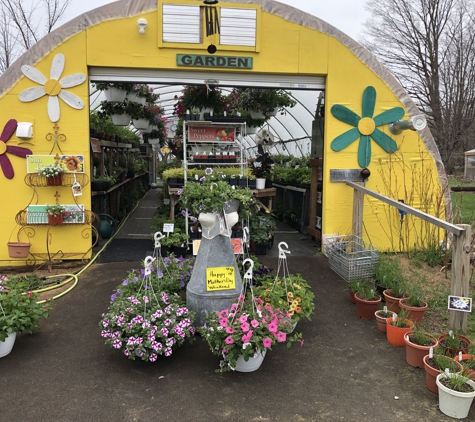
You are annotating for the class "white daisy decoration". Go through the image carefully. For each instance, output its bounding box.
[19,53,86,123]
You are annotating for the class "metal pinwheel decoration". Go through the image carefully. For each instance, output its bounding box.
[0,119,32,179]
[330,86,405,168]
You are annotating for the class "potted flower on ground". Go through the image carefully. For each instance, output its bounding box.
[438,331,472,357]
[423,349,463,394]
[354,280,381,320]
[404,325,438,368]
[455,351,475,381]
[382,278,408,314]
[198,294,302,372]
[374,306,393,332]
[436,372,475,419]
[399,282,428,326]
[37,163,65,186]
[0,277,52,358]
[45,204,66,225]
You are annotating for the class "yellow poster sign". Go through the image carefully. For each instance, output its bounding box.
[206,266,236,291]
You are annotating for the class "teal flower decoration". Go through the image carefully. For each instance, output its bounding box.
[331,86,405,168]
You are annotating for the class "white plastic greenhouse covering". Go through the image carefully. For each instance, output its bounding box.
[89,84,322,159]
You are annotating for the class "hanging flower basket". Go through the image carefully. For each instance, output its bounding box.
[111,113,131,126]
[104,87,127,103]
[6,242,31,258]
[133,118,150,130]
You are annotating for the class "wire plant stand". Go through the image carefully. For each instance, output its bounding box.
[326,235,379,283]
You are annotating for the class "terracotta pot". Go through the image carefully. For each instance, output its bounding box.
[349,291,356,304]
[354,293,381,320]
[374,310,392,333]
[382,289,408,314]
[6,242,31,258]
[399,299,428,326]
[454,354,475,381]
[438,334,472,358]
[46,173,63,186]
[386,317,414,347]
[404,332,438,368]
[423,354,463,394]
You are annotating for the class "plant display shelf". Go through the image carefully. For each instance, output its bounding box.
[326,235,379,283]
[24,173,89,188]
[15,209,95,226]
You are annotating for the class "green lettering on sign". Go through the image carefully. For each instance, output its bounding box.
[177,54,253,69]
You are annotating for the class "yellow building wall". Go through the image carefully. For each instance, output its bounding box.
[0,1,445,266]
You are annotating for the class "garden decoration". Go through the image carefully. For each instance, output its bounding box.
[19,53,86,123]
[330,86,405,168]
[99,255,196,362]
[0,119,32,180]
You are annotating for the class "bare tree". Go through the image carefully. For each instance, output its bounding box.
[363,0,475,172]
[0,0,72,74]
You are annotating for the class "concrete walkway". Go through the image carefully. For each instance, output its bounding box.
[0,190,466,421]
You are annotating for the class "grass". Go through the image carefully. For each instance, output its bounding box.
[448,176,475,226]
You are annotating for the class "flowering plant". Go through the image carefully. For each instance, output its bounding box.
[173,85,226,117]
[99,260,196,362]
[45,203,66,216]
[177,168,254,215]
[253,274,315,324]
[37,163,64,178]
[228,88,296,115]
[93,82,131,91]
[0,276,53,342]
[199,294,302,372]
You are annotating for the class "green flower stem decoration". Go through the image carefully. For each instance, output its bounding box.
[331,86,405,168]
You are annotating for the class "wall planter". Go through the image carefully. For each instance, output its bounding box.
[354,293,381,320]
[7,242,31,259]
[48,213,64,226]
[454,354,475,381]
[438,333,472,357]
[0,332,17,358]
[436,373,475,419]
[404,332,438,368]
[46,174,63,186]
[423,354,463,394]
[111,113,131,126]
[399,298,428,326]
[386,317,414,347]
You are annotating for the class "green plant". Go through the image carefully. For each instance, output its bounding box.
[438,372,474,393]
[431,353,460,372]
[377,308,393,318]
[459,355,475,370]
[37,163,64,178]
[0,278,52,342]
[356,280,379,301]
[375,254,404,289]
[405,282,425,307]
[159,231,188,248]
[45,204,66,216]
[408,325,436,346]
[249,213,276,245]
[253,274,315,323]
[173,85,226,117]
[228,87,296,115]
[93,82,131,91]
[3,274,43,291]
[441,331,468,349]
[348,279,361,293]
[388,309,411,328]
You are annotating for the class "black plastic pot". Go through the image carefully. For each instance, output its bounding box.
[254,243,268,255]
[173,245,188,258]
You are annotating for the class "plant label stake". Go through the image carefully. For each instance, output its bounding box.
[459,351,463,361]
[392,313,397,322]
[444,368,450,376]
[449,330,454,338]
[143,256,156,277]
[72,174,82,196]
[383,306,388,313]
[429,347,433,359]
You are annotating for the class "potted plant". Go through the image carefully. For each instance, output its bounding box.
[399,281,427,326]
[386,309,414,346]
[436,372,475,419]
[37,163,65,186]
[198,294,302,372]
[173,85,226,118]
[249,154,273,189]
[348,278,361,304]
[438,331,472,357]
[160,231,188,258]
[125,83,149,104]
[253,274,315,331]
[94,82,130,102]
[374,306,393,332]
[99,265,196,362]
[455,352,475,381]
[45,204,66,225]
[249,213,276,255]
[373,254,402,299]
[382,278,408,314]
[354,281,381,320]
[0,278,52,358]
[423,351,463,394]
[404,325,439,368]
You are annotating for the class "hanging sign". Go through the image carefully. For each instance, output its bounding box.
[206,266,236,291]
[177,54,253,69]
[188,126,235,143]
[448,295,472,313]
[90,138,101,152]
[26,155,85,173]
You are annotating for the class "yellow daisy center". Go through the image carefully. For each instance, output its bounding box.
[44,79,62,96]
[358,117,375,135]
[0,142,6,155]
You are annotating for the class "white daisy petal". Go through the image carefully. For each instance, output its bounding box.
[21,65,47,85]
[19,86,46,102]
[60,73,86,88]
[58,90,84,110]
[50,54,65,80]
[48,95,60,122]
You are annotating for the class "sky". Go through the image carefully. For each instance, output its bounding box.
[61,0,369,41]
